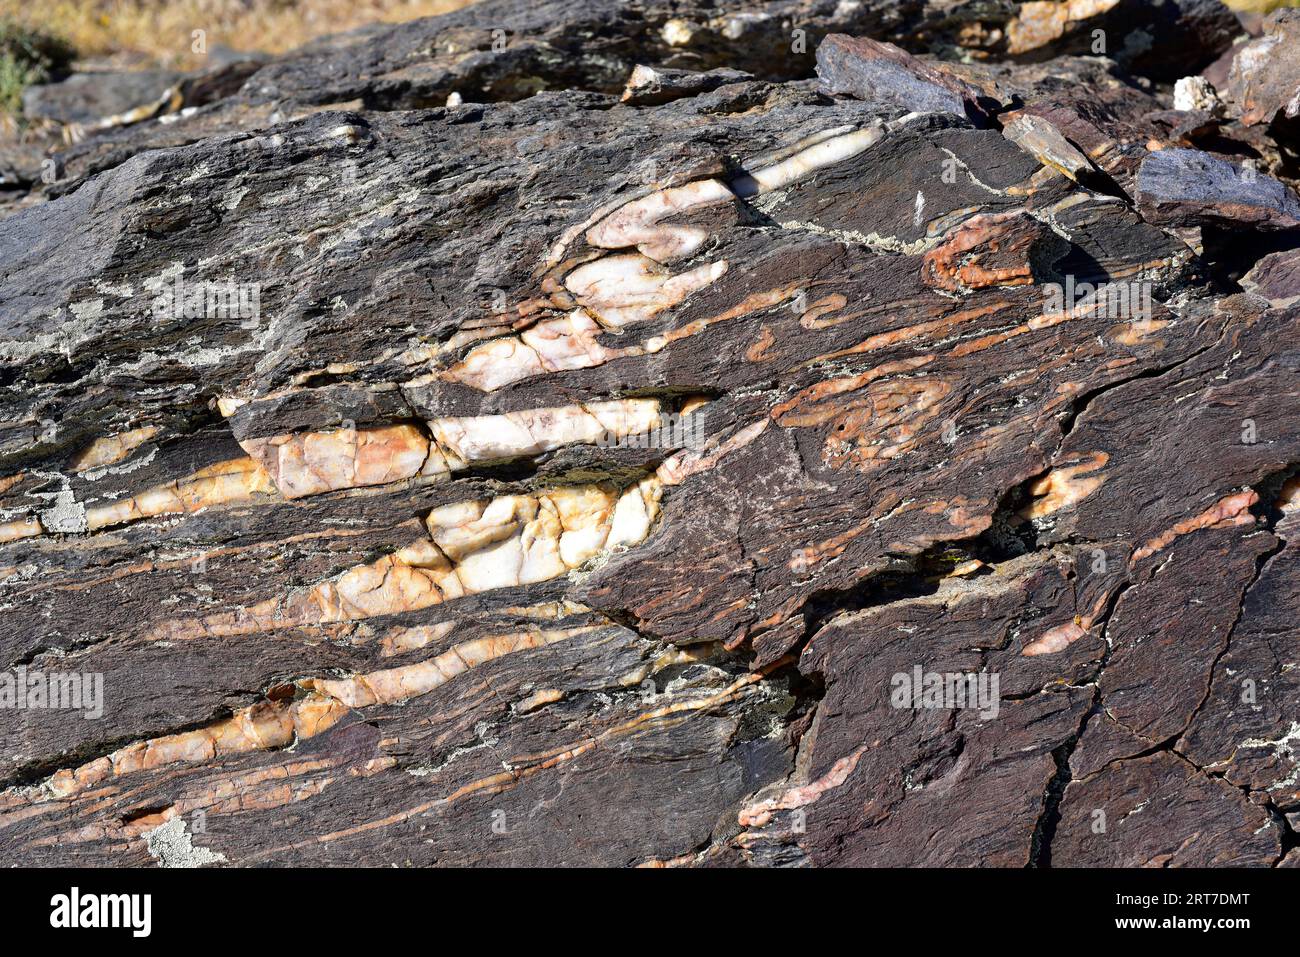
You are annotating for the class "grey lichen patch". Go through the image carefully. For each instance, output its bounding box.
[144,816,227,868]
[776,219,935,254]
[33,472,87,534]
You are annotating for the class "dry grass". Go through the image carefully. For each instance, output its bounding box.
[0,0,477,71]
[0,0,1296,82]
[1225,0,1300,10]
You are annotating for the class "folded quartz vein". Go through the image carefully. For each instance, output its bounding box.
[237,398,668,498]
[37,623,602,802]
[146,476,664,641]
[444,123,889,392]
[1,0,1298,868]
[0,398,674,540]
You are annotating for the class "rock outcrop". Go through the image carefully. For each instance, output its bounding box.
[0,0,1297,868]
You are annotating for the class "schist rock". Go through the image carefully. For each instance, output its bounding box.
[815,33,989,122]
[21,71,184,126]
[1223,10,1300,129]
[1242,247,1300,306]
[1135,147,1300,229]
[0,0,1297,868]
[1001,113,1098,183]
[620,65,755,106]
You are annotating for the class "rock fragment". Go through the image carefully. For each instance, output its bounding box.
[1135,146,1300,229]
[1173,75,1225,117]
[1224,10,1300,128]
[815,33,987,122]
[1001,112,1096,182]
[620,65,752,106]
[1242,247,1300,306]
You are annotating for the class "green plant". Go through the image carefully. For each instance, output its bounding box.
[0,18,74,117]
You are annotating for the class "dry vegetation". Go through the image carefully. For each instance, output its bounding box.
[0,0,477,71]
[3,0,1298,73]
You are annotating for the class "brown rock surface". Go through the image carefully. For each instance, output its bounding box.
[0,0,1297,868]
